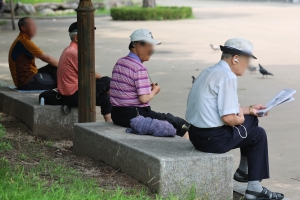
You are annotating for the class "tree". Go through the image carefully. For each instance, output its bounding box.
[143,0,155,8]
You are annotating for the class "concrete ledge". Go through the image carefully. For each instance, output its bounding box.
[0,87,77,140]
[73,122,234,199]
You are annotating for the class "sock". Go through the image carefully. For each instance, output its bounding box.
[238,155,248,174]
[234,155,248,179]
[245,181,263,199]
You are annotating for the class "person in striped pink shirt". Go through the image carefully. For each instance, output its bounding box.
[110,29,189,138]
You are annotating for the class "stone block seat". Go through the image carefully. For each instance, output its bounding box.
[73,122,234,199]
[0,87,77,140]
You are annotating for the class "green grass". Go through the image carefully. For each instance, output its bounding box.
[16,0,104,4]
[0,119,201,200]
[0,21,7,26]
[0,125,12,152]
[0,158,156,200]
[110,6,193,21]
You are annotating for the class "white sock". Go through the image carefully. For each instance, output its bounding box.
[239,155,248,174]
[246,181,263,199]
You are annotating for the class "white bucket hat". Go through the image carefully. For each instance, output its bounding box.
[220,38,256,59]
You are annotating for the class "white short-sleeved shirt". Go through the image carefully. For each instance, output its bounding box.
[186,60,239,128]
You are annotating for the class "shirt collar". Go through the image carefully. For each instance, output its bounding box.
[128,52,142,63]
[218,60,231,71]
[70,41,78,50]
[18,32,30,40]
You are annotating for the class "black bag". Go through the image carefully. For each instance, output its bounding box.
[39,89,63,105]
[39,89,72,115]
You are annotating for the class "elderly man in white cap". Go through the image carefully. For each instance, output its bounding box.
[110,29,189,138]
[186,38,284,200]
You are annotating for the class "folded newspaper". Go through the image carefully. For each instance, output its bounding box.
[257,88,296,117]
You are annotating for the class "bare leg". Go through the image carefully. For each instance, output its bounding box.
[182,131,189,139]
[103,114,112,122]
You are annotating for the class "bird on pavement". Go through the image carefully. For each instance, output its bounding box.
[192,76,196,84]
[248,65,257,73]
[210,44,220,52]
[259,64,273,78]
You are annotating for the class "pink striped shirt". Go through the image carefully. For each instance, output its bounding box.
[110,53,151,107]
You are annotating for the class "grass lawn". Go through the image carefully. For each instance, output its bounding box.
[0,114,200,200]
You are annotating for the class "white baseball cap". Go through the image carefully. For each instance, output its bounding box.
[130,29,161,45]
[220,38,256,59]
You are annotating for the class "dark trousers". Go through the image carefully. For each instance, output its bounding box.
[17,64,57,90]
[111,106,189,137]
[63,77,112,115]
[189,115,269,181]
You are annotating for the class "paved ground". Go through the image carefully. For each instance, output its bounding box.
[1,0,300,198]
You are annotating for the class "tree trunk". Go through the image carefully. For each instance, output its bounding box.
[143,0,156,8]
[10,0,16,30]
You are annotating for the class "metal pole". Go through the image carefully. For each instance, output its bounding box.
[76,0,96,123]
[10,0,15,30]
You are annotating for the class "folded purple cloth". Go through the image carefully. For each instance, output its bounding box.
[126,115,176,137]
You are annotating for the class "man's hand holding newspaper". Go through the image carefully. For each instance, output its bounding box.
[257,88,296,117]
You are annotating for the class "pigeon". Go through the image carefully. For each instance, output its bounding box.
[248,65,257,73]
[259,64,273,78]
[210,44,220,52]
[192,76,196,84]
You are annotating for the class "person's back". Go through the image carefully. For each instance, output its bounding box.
[110,55,151,107]
[57,42,78,96]
[186,60,238,128]
[8,17,58,90]
[9,30,41,88]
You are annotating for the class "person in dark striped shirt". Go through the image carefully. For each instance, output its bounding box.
[110,29,189,138]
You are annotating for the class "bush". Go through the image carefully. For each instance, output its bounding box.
[110,6,193,21]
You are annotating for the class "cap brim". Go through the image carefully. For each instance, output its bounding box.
[145,39,161,45]
[220,45,257,59]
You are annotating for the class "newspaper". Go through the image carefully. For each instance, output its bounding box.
[257,88,296,117]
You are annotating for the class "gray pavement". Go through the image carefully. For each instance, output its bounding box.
[1,0,300,198]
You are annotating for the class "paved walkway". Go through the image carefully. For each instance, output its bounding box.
[1,1,300,198]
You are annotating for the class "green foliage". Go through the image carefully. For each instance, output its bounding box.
[110,6,193,21]
[14,0,104,4]
[0,124,12,152]
[0,158,153,200]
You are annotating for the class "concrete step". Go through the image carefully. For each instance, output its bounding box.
[0,87,77,140]
[73,122,234,199]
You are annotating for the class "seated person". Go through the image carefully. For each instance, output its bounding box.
[8,17,58,90]
[110,29,189,138]
[57,22,112,122]
[186,38,284,200]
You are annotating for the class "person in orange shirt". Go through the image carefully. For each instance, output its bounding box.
[8,17,58,90]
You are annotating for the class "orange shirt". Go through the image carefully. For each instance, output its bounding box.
[57,42,78,96]
[8,33,43,87]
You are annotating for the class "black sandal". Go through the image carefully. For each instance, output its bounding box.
[234,168,248,182]
[246,187,284,200]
